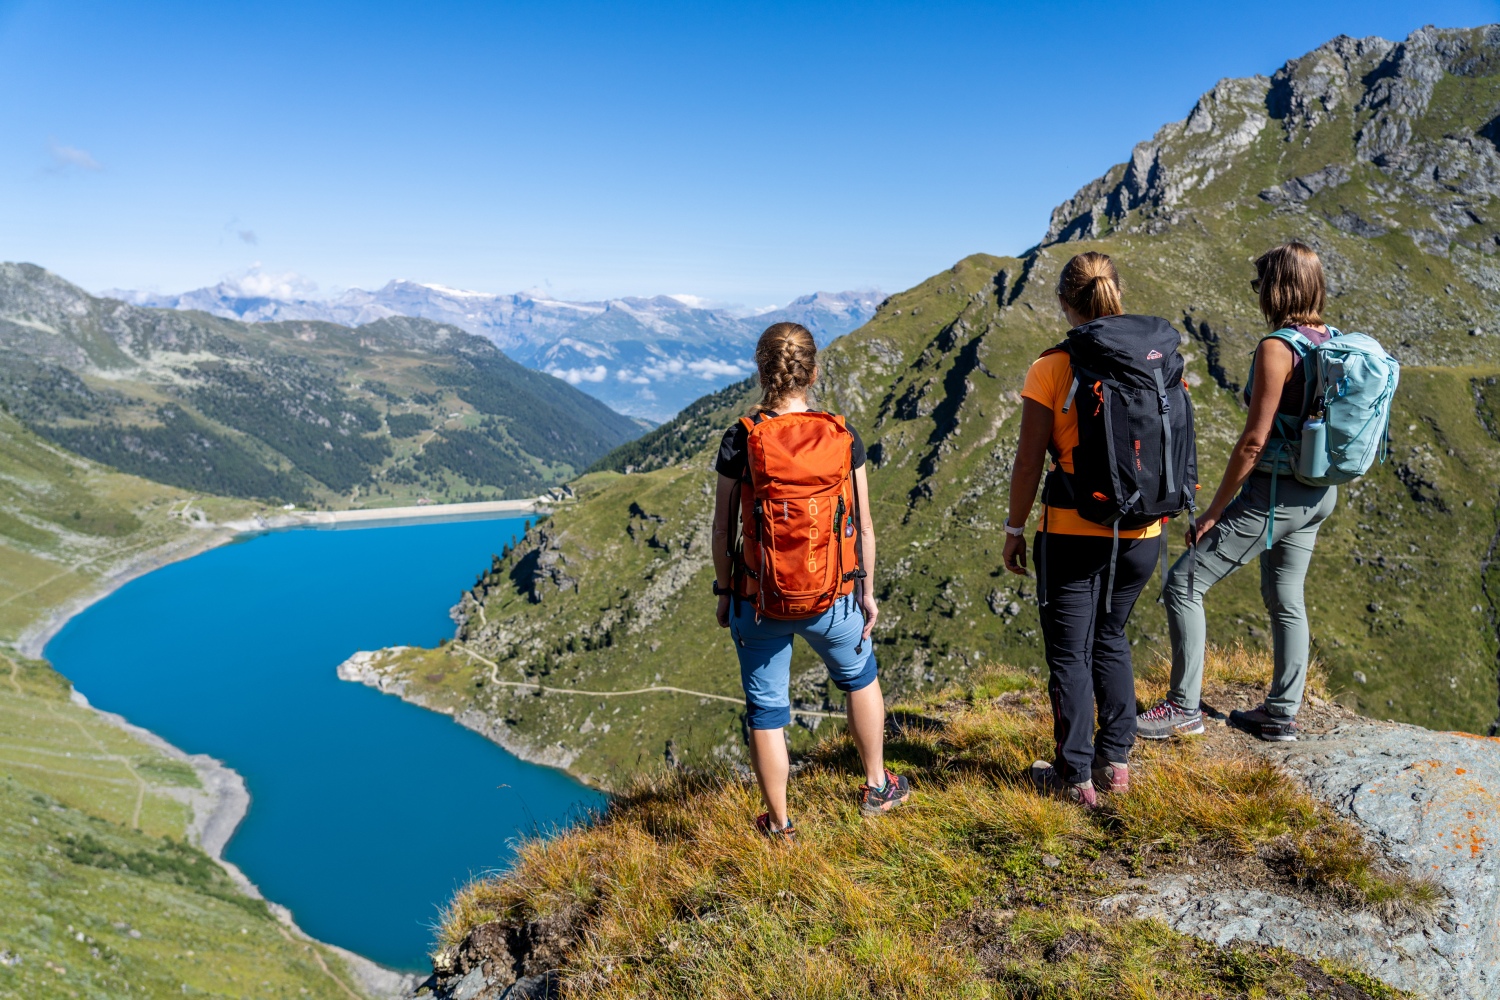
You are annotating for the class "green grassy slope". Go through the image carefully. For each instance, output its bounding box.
[0,264,643,506]
[432,656,1415,999]
[349,27,1500,787]
[0,654,370,998]
[0,409,254,648]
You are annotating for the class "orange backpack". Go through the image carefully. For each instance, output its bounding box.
[732,411,863,619]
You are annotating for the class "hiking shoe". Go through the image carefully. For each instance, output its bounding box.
[1229,704,1300,742]
[1029,761,1099,810]
[755,812,797,843]
[1136,699,1204,740]
[1090,760,1129,794]
[859,768,911,817]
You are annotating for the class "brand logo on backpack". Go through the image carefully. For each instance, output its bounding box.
[1146,350,1163,360]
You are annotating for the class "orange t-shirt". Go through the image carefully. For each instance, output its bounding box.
[1020,351,1161,539]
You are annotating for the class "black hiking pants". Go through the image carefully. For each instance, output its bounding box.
[1035,531,1156,785]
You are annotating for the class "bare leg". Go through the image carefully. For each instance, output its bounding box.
[748,727,790,828]
[845,680,888,787]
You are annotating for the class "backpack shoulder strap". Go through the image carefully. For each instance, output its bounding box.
[1262,327,1315,356]
[1245,329,1313,406]
[1036,343,1083,413]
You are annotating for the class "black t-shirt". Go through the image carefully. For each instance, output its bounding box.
[715,412,866,481]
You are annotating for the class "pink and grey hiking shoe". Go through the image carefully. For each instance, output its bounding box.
[1136,698,1205,740]
[1090,760,1129,794]
[1029,761,1099,810]
[859,768,911,817]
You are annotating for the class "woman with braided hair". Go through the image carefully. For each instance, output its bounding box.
[711,322,909,842]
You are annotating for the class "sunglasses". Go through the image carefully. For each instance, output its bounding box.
[1250,276,1262,293]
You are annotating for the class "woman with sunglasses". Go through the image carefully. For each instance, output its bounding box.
[1137,241,1339,742]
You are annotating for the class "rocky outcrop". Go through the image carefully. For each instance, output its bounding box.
[416,913,577,1000]
[1046,74,1270,241]
[1047,26,1500,254]
[1100,720,1500,998]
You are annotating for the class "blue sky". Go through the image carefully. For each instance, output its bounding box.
[1,1,1495,305]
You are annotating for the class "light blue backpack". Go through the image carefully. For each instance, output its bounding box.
[1246,326,1400,545]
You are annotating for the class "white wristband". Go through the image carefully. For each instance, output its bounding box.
[1003,522,1026,537]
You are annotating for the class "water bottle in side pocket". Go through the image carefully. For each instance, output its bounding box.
[1298,416,1329,481]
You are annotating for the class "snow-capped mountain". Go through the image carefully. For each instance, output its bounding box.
[107,280,881,421]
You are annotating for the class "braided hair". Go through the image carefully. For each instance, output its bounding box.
[752,322,817,414]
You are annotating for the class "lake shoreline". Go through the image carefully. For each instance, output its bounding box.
[74,687,427,996]
[16,497,551,660]
[16,498,552,995]
[338,648,591,782]
[15,525,238,660]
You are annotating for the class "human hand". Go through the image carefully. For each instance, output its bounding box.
[860,593,878,641]
[716,594,731,628]
[1187,513,1219,547]
[1003,533,1028,575]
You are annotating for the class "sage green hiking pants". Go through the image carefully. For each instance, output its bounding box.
[1164,472,1337,717]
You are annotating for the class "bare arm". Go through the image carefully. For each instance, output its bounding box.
[1191,339,1295,542]
[1003,398,1055,575]
[712,474,738,626]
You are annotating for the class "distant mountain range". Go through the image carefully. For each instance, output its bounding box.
[105,282,882,422]
[0,263,643,505]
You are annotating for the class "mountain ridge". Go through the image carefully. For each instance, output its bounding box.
[105,281,882,421]
[0,263,643,505]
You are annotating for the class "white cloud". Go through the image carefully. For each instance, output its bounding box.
[46,139,102,172]
[222,264,318,300]
[548,364,609,385]
[614,356,751,384]
[687,358,751,379]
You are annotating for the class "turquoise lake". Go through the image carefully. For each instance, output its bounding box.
[43,516,604,972]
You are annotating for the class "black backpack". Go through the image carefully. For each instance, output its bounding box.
[1040,314,1199,608]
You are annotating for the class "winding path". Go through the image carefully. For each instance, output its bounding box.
[2,650,148,828]
[452,642,846,720]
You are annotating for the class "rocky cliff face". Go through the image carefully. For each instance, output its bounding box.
[1048,27,1500,255]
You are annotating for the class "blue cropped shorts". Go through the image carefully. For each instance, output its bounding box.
[729,593,878,730]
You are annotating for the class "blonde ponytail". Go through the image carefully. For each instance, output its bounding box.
[1057,252,1123,322]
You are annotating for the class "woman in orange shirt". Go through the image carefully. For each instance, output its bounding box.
[1002,252,1166,809]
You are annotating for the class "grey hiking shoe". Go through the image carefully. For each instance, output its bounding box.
[1029,761,1099,810]
[1090,760,1129,794]
[1136,699,1204,740]
[1230,703,1300,742]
